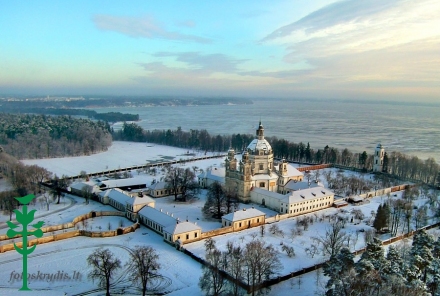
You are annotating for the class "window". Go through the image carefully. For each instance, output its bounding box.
[239,222,242,227]
[178,236,180,240]
[257,218,259,223]
[195,232,198,238]
[259,164,264,170]
[186,234,189,240]
[260,182,265,188]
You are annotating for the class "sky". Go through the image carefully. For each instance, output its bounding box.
[1,0,440,101]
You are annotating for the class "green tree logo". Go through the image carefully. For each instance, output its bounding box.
[6,194,44,290]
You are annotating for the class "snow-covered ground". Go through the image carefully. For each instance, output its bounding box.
[21,141,222,177]
[0,142,435,295]
[184,192,404,275]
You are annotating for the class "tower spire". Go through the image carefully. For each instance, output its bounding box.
[256,120,264,140]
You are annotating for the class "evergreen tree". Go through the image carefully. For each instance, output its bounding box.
[384,245,405,280]
[409,230,434,284]
[373,203,389,232]
[358,237,388,273]
[323,248,354,295]
[382,152,389,172]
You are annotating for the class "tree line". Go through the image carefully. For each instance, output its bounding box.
[0,150,70,219]
[113,123,440,185]
[199,237,281,296]
[0,113,112,159]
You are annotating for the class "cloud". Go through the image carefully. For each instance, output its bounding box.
[93,14,212,44]
[262,0,402,41]
[149,51,247,75]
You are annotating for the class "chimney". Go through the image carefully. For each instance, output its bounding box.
[160,209,163,212]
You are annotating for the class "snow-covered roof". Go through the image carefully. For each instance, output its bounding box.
[247,138,272,153]
[251,173,278,181]
[285,187,334,204]
[350,196,364,202]
[198,168,225,183]
[334,200,349,206]
[251,186,334,205]
[284,181,322,191]
[222,208,266,222]
[126,195,155,206]
[164,221,201,235]
[98,188,131,205]
[148,181,167,191]
[70,181,98,192]
[99,178,146,189]
[276,164,303,177]
[138,206,176,227]
[251,187,284,199]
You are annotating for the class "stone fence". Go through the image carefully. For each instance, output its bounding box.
[1,211,126,241]
[200,226,234,239]
[0,211,138,253]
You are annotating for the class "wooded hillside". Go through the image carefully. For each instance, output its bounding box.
[0,114,112,159]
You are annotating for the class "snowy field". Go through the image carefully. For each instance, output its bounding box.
[184,192,403,275]
[21,141,222,177]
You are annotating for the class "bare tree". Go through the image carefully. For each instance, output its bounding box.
[51,174,71,204]
[165,167,199,201]
[225,188,239,214]
[269,224,285,238]
[42,192,52,211]
[0,191,18,220]
[81,185,93,205]
[243,240,282,296]
[314,220,348,258]
[199,239,227,296]
[225,241,243,296]
[126,246,161,296]
[87,248,121,296]
[203,182,225,218]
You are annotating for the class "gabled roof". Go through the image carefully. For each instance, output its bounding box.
[126,195,155,206]
[198,168,225,183]
[276,164,303,177]
[222,208,266,222]
[251,187,283,199]
[285,187,334,203]
[164,221,201,235]
[98,188,131,205]
[99,178,146,189]
[148,181,167,191]
[284,181,322,191]
[138,206,176,228]
[70,181,99,192]
[251,186,334,204]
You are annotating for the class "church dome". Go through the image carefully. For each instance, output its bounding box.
[247,138,272,153]
[246,121,272,154]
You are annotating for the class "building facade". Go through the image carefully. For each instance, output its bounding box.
[225,121,303,201]
[373,143,385,172]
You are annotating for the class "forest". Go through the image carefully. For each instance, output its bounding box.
[113,123,440,186]
[0,113,112,159]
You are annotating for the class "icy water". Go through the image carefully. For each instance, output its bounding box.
[96,98,440,161]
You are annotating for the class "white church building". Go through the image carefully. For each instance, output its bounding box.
[198,121,335,215]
